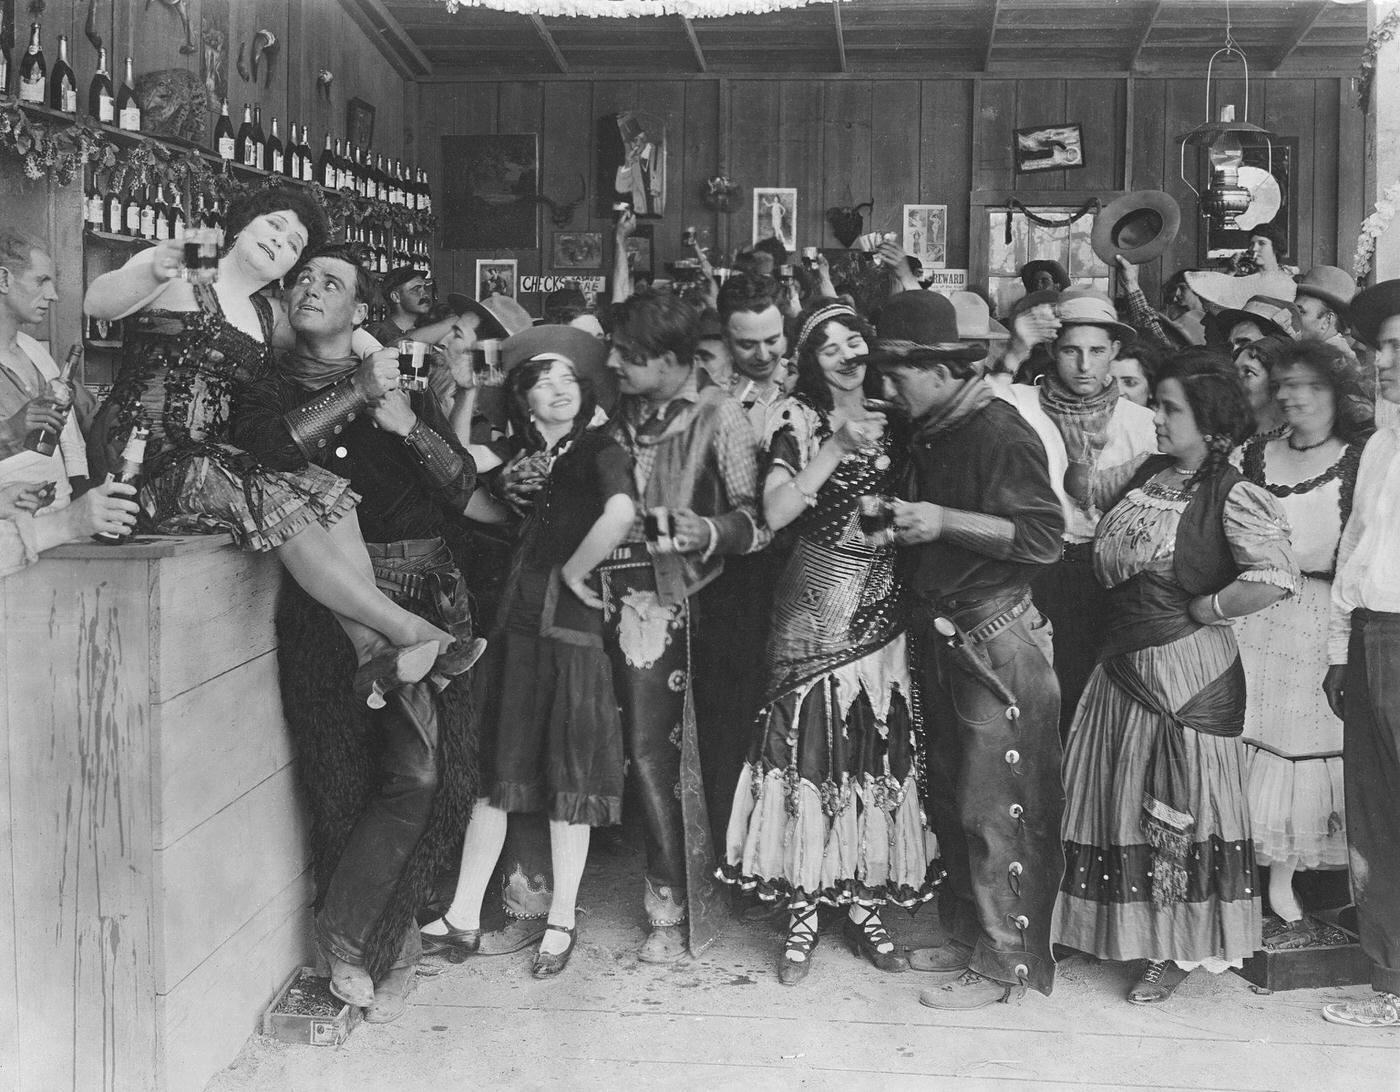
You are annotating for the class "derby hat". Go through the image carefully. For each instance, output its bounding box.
[446,293,510,341]
[948,291,1009,341]
[1091,190,1181,266]
[1294,265,1358,316]
[1347,279,1400,349]
[501,324,617,414]
[1055,288,1136,343]
[1215,295,1303,341]
[867,291,987,365]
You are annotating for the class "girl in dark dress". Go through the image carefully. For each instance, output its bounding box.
[421,326,634,978]
[85,190,455,703]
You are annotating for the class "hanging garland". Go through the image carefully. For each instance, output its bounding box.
[1003,198,1101,245]
[443,0,840,15]
[0,105,113,186]
[1352,177,1400,282]
[1357,8,1400,113]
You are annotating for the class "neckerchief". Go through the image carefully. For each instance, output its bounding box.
[277,349,359,391]
[910,376,995,445]
[1038,373,1120,461]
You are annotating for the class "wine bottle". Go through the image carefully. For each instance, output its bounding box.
[138,187,156,241]
[93,420,150,544]
[123,187,142,236]
[104,187,123,234]
[214,98,235,160]
[89,48,114,123]
[0,44,10,98]
[234,104,254,166]
[284,122,300,179]
[23,346,81,457]
[264,116,283,174]
[422,169,432,215]
[18,23,46,105]
[85,178,105,230]
[317,134,334,188]
[151,185,170,242]
[169,194,186,240]
[333,138,348,191]
[298,125,314,183]
[251,106,266,170]
[49,35,76,113]
[117,58,141,131]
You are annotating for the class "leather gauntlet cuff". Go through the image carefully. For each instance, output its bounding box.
[404,420,466,488]
[940,509,1017,559]
[284,377,369,459]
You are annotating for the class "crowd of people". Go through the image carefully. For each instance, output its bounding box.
[2,191,1398,1032]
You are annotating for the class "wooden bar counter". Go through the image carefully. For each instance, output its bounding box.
[0,535,312,1092]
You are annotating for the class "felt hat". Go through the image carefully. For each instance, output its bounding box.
[446,293,509,341]
[1158,308,1207,348]
[477,293,534,337]
[865,291,987,365]
[501,324,617,414]
[1055,288,1136,343]
[1019,259,1070,292]
[381,265,427,298]
[1091,190,1181,266]
[948,291,1009,341]
[1294,265,1357,316]
[1348,279,1400,349]
[1215,295,1303,341]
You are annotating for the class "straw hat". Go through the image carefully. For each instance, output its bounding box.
[1215,295,1303,341]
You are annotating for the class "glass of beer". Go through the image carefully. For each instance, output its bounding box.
[472,338,505,387]
[397,339,431,392]
[182,220,220,286]
[858,495,895,546]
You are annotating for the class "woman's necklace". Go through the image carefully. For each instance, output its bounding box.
[1287,432,1333,452]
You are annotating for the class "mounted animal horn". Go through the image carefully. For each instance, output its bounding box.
[530,175,589,228]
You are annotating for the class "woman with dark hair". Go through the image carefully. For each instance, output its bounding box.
[85,189,457,705]
[1248,224,1289,274]
[1233,339,1374,943]
[1234,335,1289,439]
[420,325,634,978]
[1054,350,1299,1004]
[718,298,936,985]
[1111,342,1163,408]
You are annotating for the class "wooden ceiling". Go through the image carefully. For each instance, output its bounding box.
[368,0,1369,79]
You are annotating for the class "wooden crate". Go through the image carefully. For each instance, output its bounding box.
[261,967,361,1047]
[1236,923,1372,992]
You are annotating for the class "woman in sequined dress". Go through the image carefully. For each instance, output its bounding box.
[718,299,936,986]
[1053,352,1299,1005]
[85,189,454,702]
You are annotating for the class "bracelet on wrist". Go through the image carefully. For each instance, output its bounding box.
[1210,592,1230,622]
[786,478,817,507]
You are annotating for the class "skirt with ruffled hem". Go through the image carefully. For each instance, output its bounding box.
[1243,745,1346,869]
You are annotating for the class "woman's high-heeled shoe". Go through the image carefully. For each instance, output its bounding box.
[779,906,820,986]
[353,640,440,709]
[843,906,910,973]
[531,923,578,979]
[420,916,482,963]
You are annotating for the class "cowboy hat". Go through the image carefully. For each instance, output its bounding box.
[948,291,1009,341]
[1347,279,1400,349]
[1091,190,1182,266]
[501,324,617,414]
[1215,295,1303,341]
[1055,288,1136,343]
[478,293,534,337]
[1294,265,1357,316]
[446,293,509,341]
[865,291,987,366]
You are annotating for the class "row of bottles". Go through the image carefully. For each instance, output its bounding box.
[85,180,197,242]
[3,28,141,131]
[345,225,434,279]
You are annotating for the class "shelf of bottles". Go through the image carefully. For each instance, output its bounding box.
[1,18,436,364]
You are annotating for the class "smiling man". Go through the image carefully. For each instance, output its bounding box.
[1032,289,1157,735]
[718,273,788,436]
[231,245,480,1024]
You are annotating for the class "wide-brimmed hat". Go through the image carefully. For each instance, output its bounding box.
[1159,308,1207,348]
[948,291,1009,341]
[1294,265,1357,316]
[1055,288,1136,342]
[1216,295,1303,341]
[1019,260,1070,292]
[446,293,509,341]
[1184,269,1297,312]
[1348,279,1400,349]
[477,293,534,337]
[502,324,617,414]
[865,291,987,366]
[1091,190,1181,265]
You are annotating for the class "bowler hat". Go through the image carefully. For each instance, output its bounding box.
[1055,288,1136,343]
[446,292,509,341]
[866,291,987,365]
[1091,190,1181,266]
[502,324,617,415]
[1294,265,1357,316]
[1216,295,1303,341]
[1348,279,1400,349]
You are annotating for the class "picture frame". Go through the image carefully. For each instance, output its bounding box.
[553,231,604,270]
[1014,123,1086,174]
[624,224,654,279]
[597,112,668,218]
[1204,138,1298,262]
[753,187,797,251]
[442,134,540,250]
[476,259,518,301]
[903,204,948,270]
[346,98,375,151]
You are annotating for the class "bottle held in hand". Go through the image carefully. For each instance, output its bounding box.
[92,421,149,544]
[24,345,81,457]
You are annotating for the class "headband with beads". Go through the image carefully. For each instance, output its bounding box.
[794,303,860,360]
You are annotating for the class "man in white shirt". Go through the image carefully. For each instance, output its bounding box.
[0,230,89,509]
[1321,279,1400,1028]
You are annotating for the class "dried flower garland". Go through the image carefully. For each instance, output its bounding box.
[1357,9,1400,113]
[444,0,839,16]
[1352,178,1400,281]
[0,105,113,186]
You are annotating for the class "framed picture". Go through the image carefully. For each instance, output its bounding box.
[753,188,797,251]
[1204,138,1298,262]
[596,112,668,218]
[1015,123,1085,174]
[346,98,375,150]
[476,259,518,301]
[624,224,654,279]
[442,134,540,250]
[553,231,604,270]
[903,204,948,270]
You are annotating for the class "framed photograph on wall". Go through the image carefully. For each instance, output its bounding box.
[476,259,518,301]
[753,187,797,251]
[346,98,375,151]
[1204,138,1297,262]
[442,134,540,250]
[596,112,668,218]
[1015,123,1085,174]
[903,204,948,270]
[553,231,604,270]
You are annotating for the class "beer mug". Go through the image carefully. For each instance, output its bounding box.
[858,495,895,546]
[473,338,505,387]
[397,339,431,392]
[182,222,220,286]
[802,245,819,269]
[644,505,676,554]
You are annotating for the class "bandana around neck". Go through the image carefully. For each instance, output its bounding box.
[1039,372,1120,458]
[278,349,360,390]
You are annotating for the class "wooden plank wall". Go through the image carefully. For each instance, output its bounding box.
[419,74,1364,315]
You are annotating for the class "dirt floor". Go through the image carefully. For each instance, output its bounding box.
[206,845,1400,1092]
